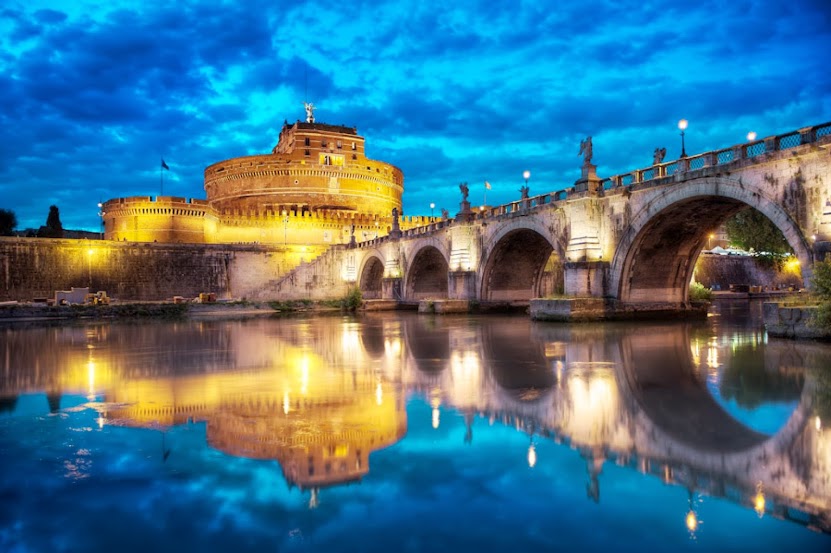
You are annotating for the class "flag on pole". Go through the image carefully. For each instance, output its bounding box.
[485,181,491,190]
[161,159,170,171]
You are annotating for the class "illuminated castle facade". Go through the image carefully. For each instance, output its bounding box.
[102,110,426,246]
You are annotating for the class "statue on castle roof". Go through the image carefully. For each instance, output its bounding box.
[653,147,667,165]
[304,102,316,123]
[579,136,593,165]
[459,182,469,201]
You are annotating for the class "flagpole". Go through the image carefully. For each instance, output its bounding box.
[160,158,163,197]
[483,180,487,207]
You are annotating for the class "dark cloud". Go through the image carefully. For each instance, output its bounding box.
[0,0,829,230]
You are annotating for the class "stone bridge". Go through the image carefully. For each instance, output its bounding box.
[271,122,831,315]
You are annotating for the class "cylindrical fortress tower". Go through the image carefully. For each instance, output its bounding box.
[101,115,406,245]
[204,121,403,216]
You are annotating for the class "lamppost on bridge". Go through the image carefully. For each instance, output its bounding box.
[678,119,688,158]
[430,202,435,218]
[523,170,531,186]
[747,131,757,141]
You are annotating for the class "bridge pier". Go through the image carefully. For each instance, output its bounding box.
[381,277,402,300]
[564,261,609,297]
[448,270,476,300]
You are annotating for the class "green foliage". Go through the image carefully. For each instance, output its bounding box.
[688,281,713,302]
[38,205,64,238]
[724,207,791,256]
[813,255,831,299]
[0,209,17,236]
[344,287,362,311]
[268,300,309,312]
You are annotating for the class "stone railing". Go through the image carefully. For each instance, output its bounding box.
[356,121,831,246]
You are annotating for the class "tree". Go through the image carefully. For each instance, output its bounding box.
[38,205,64,238]
[0,208,16,236]
[724,207,791,255]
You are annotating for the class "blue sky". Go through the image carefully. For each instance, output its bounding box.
[2,0,830,231]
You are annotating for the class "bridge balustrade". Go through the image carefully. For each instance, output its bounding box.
[356,121,830,243]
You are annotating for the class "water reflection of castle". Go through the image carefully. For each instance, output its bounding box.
[1,315,829,531]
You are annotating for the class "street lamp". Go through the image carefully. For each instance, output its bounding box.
[747,131,757,141]
[282,210,288,245]
[97,202,104,240]
[678,119,688,157]
[523,170,530,186]
[430,202,435,218]
[708,233,715,250]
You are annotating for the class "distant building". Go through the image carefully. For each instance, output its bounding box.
[102,115,421,246]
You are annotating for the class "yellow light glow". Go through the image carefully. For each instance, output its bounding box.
[283,391,290,415]
[706,345,719,369]
[754,485,766,518]
[87,248,94,256]
[685,510,698,533]
[376,382,383,406]
[783,256,801,276]
[87,360,96,399]
[300,355,309,395]
[678,119,688,131]
[384,338,401,357]
[527,444,537,468]
[432,407,440,429]
[817,416,822,431]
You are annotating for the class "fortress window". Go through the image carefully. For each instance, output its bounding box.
[337,140,342,149]
[352,154,357,160]
[305,149,310,156]
[304,137,310,146]
[351,142,356,150]
[321,140,327,147]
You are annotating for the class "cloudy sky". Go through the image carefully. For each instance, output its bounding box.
[2,0,830,231]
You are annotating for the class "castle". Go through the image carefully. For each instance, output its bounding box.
[102,107,429,248]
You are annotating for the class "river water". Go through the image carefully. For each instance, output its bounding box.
[1,301,829,552]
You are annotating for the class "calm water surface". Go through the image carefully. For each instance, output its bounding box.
[1,302,830,552]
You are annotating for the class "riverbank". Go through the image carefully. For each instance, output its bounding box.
[0,300,345,324]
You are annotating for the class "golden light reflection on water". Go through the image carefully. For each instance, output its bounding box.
[1,315,829,529]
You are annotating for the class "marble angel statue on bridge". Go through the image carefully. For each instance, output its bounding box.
[579,136,593,165]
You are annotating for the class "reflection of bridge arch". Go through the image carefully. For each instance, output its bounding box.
[480,321,556,401]
[611,177,814,304]
[404,245,449,301]
[358,254,384,299]
[480,224,562,302]
[402,316,451,373]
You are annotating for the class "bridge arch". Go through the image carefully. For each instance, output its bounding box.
[404,244,450,301]
[480,219,565,302]
[358,253,385,299]
[610,177,814,304]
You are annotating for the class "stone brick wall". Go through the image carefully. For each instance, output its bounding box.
[0,238,296,302]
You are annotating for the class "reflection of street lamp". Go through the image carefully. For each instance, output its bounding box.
[282,210,288,245]
[97,201,104,240]
[678,119,688,157]
[430,202,435,218]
